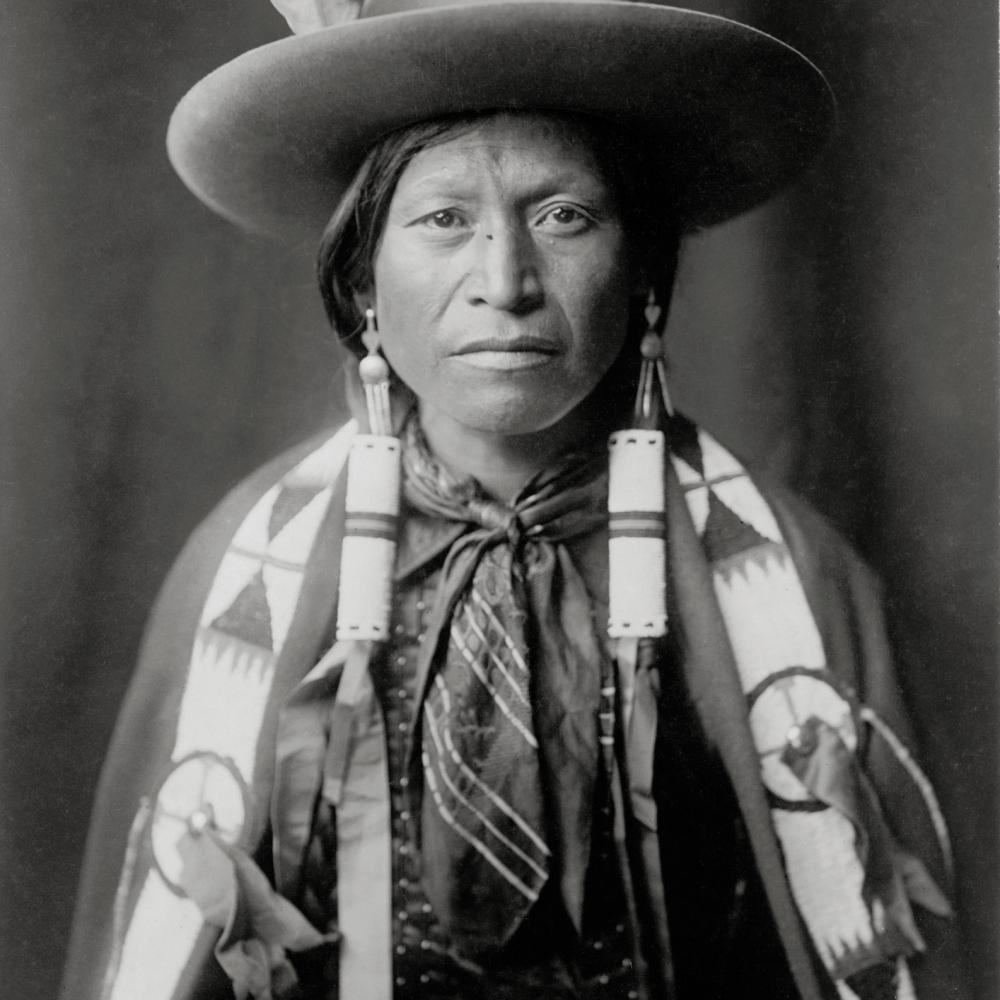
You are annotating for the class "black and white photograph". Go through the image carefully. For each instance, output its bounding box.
[2,1,995,998]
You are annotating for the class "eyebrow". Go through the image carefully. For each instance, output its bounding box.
[393,163,614,209]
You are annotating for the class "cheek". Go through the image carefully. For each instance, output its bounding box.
[559,253,632,377]
[371,249,444,381]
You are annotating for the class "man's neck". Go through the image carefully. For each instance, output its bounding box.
[417,403,599,502]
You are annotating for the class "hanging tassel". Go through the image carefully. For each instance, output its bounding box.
[607,289,670,639]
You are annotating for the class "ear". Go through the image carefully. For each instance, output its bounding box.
[629,260,651,297]
[629,277,650,307]
[353,288,375,316]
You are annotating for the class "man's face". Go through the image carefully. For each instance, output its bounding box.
[371,114,632,438]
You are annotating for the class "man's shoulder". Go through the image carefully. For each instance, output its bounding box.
[757,475,882,598]
[182,422,356,556]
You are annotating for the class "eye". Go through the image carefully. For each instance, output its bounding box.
[419,209,465,230]
[535,204,596,233]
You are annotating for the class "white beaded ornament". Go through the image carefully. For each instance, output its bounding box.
[335,309,400,641]
[607,430,667,637]
[606,289,671,639]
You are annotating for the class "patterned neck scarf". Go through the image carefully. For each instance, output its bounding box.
[401,416,609,957]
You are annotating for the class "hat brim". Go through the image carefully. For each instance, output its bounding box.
[167,1,835,243]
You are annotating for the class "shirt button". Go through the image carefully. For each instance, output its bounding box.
[395,945,406,956]
[396,976,406,987]
[398,843,410,855]
[395,655,407,667]
[399,810,411,822]
[397,911,407,921]
[397,688,408,699]
[416,632,426,642]
[416,600,426,612]
[398,722,408,733]
[398,877,409,888]
[399,777,410,788]
[393,623,405,636]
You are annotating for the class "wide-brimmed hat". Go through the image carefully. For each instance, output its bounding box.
[167,0,835,243]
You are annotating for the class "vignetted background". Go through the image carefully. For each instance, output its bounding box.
[1,1,995,997]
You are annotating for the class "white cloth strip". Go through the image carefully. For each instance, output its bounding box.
[896,957,916,1000]
[336,662,392,1000]
[106,876,203,1000]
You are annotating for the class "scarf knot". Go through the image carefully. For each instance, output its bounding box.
[465,496,524,549]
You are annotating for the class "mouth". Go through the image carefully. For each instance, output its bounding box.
[451,336,561,371]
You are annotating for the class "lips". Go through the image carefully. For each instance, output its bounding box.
[450,335,561,372]
[452,335,560,356]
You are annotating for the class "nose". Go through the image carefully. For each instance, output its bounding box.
[467,224,543,313]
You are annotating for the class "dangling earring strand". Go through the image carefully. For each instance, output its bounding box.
[634,288,674,426]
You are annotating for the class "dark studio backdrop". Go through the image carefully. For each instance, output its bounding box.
[1,1,996,998]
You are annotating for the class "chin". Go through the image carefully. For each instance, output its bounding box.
[449,392,575,438]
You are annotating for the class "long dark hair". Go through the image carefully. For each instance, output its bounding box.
[316,111,681,426]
